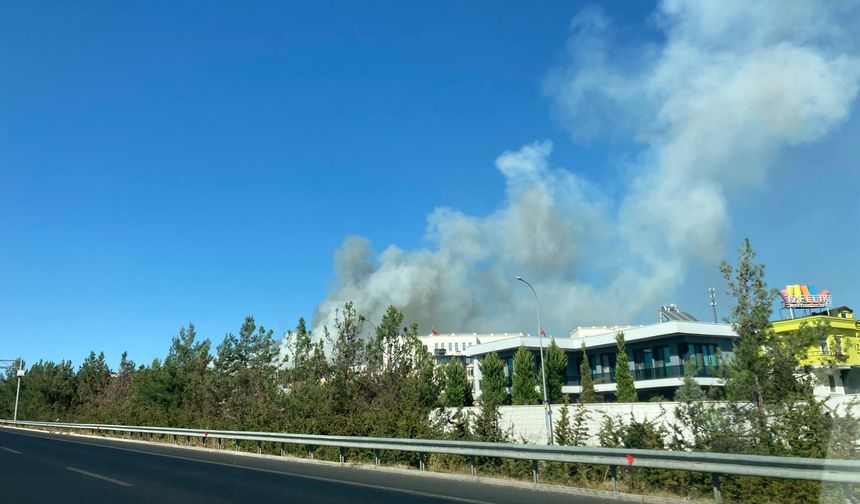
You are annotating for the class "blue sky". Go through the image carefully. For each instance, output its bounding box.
[2,1,858,368]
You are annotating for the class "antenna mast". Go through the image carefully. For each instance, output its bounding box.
[709,288,718,323]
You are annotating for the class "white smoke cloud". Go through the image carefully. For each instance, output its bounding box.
[300,0,860,346]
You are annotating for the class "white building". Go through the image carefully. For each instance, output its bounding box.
[417,332,523,384]
[466,319,738,401]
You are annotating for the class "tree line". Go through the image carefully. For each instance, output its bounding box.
[1,240,857,502]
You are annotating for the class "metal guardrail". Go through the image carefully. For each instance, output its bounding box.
[2,419,859,502]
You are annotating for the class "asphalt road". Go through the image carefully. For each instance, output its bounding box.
[0,427,626,504]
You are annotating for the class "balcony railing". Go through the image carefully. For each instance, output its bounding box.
[566,363,720,386]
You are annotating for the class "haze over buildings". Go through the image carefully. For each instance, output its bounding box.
[308,0,860,349]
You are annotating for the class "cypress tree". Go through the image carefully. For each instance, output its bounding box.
[441,360,470,408]
[544,338,567,404]
[579,343,596,403]
[613,332,637,402]
[478,352,508,406]
[511,345,539,405]
[674,356,706,403]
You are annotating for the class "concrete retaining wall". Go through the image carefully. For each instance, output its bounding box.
[445,396,860,446]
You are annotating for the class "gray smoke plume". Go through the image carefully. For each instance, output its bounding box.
[301,0,860,346]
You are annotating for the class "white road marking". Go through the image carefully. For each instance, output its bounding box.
[8,429,492,504]
[1,446,22,454]
[66,467,134,487]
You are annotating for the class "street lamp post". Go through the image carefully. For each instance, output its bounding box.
[14,358,23,422]
[2,358,24,422]
[516,276,553,445]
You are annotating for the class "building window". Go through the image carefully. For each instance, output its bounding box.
[590,353,615,383]
[681,342,719,370]
[654,345,670,369]
[702,344,718,368]
[448,342,452,351]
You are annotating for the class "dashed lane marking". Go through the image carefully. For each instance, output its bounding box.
[6,429,493,504]
[66,466,134,487]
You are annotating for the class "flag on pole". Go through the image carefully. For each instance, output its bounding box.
[539,327,546,337]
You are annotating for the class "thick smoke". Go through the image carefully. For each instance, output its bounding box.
[303,0,860,343]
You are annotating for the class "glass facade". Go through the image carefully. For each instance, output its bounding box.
[565,337,727,386]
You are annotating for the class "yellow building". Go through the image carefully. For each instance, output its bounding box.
[771,306,860,395]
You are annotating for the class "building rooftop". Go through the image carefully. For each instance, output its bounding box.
[570,325,640,339]
[420,332,525,339]
[466,320,737,356]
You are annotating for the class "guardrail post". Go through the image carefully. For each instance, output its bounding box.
[419,453,426,471]
[469,456,477,477]
[711,472,722,503]
[531,460,539,485]
[235,439,239,452]
[280,442,285,457]
[374,449,380,466]
[257,440,262,454]
[610,465,618,492]
[307,445,315,460]
[339,447,345,465]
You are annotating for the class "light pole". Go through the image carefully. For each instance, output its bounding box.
[2,358,24,422]
[14,358,23,422]
[516,276,553,445]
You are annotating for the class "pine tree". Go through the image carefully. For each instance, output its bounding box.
[579,343,596,403]
[544,338,567,404]
[293,317,313,367]
[554,395,591,447]
[473,400,505,442]
[554,395,573,445]
[76,351,111,413]
[365,306,404,373]
[330,302,366,384]
[674,356,706,402]
[720,238,774,408]
[16,359,76,421]
[719,239,818,406]
[441,360,471,408]
[613,332,637,402]
[511,345,539,405]
[478,352,508,406]
[717,238,825,455]
[569,402,590,446]
[329,302,366,424]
